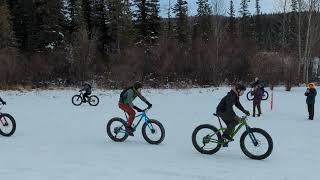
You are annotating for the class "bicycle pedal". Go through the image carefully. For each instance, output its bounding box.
[222,143,229,147]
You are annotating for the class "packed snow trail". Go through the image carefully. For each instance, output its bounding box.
[1,87,319,180]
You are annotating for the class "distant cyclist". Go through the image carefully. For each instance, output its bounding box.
[79,83,92,102]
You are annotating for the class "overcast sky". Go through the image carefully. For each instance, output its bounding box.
[159,0,278,17]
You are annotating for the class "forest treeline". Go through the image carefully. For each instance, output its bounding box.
[0,0,320,90]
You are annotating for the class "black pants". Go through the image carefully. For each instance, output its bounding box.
[307,104,314,120]
[253,100,262,116]
[217,112,239,136]
[83,92,91,102]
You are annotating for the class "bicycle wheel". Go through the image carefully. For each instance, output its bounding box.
[88,95,99,106]
[262,91,269,100]
[192,124,222,155]
[72,95,82,106]
[0,113,16,137]
[106,117,128,142]
[246,91,254,101]
[142,119,165,145]
[240,128,273,160]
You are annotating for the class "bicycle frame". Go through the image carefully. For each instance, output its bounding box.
[0,106,8,126]
[124,110,153,130]
[208,116,258,145]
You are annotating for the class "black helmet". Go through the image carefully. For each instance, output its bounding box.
[133,81,143,90]
[235,83,246,92]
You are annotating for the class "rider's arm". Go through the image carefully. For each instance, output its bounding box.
[225,96,237,118]
[137,92,149,104]
[235,99,246,113]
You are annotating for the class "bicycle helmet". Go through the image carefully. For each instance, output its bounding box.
[235,83,246,92]
[133,81,143,90]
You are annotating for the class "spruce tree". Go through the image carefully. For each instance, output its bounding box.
[173,0,189,45]
[105,0,135,51]
[196,0,213,41]
[227,0,237,38]
[0,0,15,48]
[148,0,161,43]
[133,0,161,44]
[239,0,251,39]
[255,0,263,48]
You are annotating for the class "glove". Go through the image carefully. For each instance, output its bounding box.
[146,101,152,109]
[2,101,6,105]
[244,110,250,116]
[235,116,241,122]
[133,106,143,112]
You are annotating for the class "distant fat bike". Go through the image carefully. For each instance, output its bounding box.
[0,105,16,137]
[106,108,165,145]
[192,114,273,160]
[72,91,99,106]
[247,88,269,101]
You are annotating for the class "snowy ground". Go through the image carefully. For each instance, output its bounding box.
[1,87,319,180]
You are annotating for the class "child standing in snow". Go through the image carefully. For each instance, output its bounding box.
[305,83,317,120]
[251,85,263,117]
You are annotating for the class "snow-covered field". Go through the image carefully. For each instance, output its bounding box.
[1,87,319,180]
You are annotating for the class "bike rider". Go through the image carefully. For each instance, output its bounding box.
[79,82,92,102]
[216,84,250,145]
[119,81,152,136]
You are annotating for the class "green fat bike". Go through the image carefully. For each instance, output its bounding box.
[192,114,273,160]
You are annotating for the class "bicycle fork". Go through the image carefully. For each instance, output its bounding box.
[0,116,8,126]
[246,125,259,146]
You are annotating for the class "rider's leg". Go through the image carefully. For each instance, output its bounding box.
[220,114,238,140]
[83,92,90,102]
[118,103,136,127]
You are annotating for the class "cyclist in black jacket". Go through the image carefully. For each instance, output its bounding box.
[216,84,250,141]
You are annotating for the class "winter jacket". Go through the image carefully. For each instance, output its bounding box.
[251,80,265,88]
[81,84,92,94]
[119,87,148,107]
[216,89,246,118]
[251,88,263,102]
[305,88,317,104]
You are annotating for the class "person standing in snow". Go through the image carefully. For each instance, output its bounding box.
[251,85,263,117]
[305,83,317,120]
[118,81,152,136]
[216,84,250,143]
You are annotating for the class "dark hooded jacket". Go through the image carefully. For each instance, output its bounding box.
[216,89,246,118]
[305,88,317,104]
